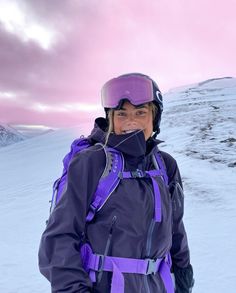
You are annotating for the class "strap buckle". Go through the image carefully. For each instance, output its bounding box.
[131,169,146,178]
[145,259,157,275]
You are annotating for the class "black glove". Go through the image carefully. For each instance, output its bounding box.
[173,264,194,293]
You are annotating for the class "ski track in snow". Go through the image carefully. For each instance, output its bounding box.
[0,78,236,292]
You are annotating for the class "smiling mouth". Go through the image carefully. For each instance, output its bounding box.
[122,129,141,134]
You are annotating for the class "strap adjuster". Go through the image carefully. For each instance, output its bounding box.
[90,203,98,213]
[96,254,104,273]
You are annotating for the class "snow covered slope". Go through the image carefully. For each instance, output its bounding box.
[0,123,92,293]
[162,77,236,168]
[160,77,236,292]
[0,124,26,147]
[0,78,235,293]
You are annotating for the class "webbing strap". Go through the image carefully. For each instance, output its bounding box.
[81,244,174,293]
[88,254,162,274]
[86,148,123,222]
[149,175,162,222]
[119,169,162,222]
[110,261,124,293]
[159,258,175,293]
[120,169,165,179]
[154,152,169,185]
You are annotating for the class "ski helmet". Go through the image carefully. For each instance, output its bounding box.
[101,73,163,135]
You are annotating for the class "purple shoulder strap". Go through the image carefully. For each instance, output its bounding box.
[86,146,124,222]
[153,150,169,185]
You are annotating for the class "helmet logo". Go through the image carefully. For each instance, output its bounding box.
[156,91,162,102]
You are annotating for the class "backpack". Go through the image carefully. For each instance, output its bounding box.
[49,136,169,223]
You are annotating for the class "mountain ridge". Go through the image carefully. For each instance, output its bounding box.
[0,123,26,147]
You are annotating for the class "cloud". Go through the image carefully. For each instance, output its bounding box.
[30,102,101,113]
[0,102,103,127]
[0,0,236,127]
[0,0,57,49]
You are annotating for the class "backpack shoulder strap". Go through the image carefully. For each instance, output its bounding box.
[152,148,169,186]
[86,145,124,223]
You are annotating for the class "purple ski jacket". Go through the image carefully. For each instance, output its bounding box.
[38,118,192,293]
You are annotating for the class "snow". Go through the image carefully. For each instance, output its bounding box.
[161,77,236,292]
[0,77,236,292]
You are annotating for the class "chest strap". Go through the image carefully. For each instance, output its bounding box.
[119,169,163,222]
[81,243,174,293]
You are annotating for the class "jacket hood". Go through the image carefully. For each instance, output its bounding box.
[88,117,161,158]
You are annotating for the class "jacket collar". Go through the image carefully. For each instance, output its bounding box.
[88,117,161,158]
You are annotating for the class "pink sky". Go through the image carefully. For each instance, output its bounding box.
[0,0,236,128]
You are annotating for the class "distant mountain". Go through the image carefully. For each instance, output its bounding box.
[12,124,55,138]
[0,124,56,147]
[0,124,26,147]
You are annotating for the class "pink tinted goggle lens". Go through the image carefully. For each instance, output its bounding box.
[101,75,154,108]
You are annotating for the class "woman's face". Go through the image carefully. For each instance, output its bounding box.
[113,101,153,140]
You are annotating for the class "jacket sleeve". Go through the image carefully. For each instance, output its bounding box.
[164,155,194,292]
[38,148,105,293]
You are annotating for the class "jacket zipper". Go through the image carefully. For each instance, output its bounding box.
[143,182,156,293]
[97,215,117,283]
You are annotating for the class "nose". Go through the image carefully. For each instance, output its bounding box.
[125,113,138,126]
[127,112,135,121]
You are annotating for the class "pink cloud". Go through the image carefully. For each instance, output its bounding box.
[0,0,235,127]
[0,103,102,128]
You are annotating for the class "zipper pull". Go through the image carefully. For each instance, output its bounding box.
[109,215,117,235]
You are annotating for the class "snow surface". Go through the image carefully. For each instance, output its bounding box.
[0,77,236,292]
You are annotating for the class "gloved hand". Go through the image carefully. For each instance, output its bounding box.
[172,264,194,293]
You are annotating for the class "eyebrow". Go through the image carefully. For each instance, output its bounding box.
[119,104,149,110]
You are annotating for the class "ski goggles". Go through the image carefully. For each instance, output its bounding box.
[101,75,155,108]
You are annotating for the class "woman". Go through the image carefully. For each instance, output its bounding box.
[39,73,194,292]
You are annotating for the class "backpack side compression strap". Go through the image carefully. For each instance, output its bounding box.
[86,147,124,222]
